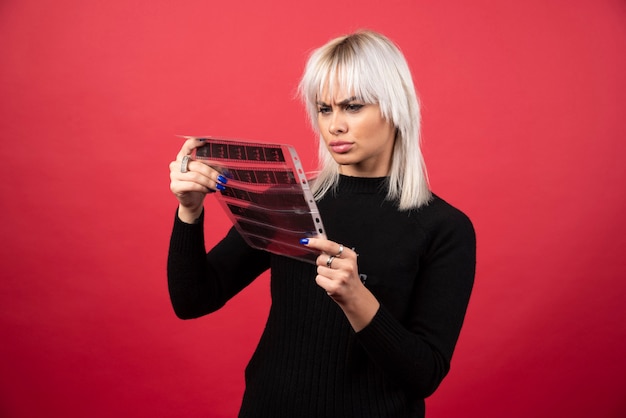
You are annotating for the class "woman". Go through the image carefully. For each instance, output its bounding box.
[168,30,476,417]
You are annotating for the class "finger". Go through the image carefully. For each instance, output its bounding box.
[315,265,354,297]
[305,238,354,258]
[315,274,338,295]
[171,170,226,194]
[170,155,227,184]
[317,254,337,269]
[170,179,213,195]
[170,162,227,194]
[315,255,349,277]
[176,137,208,161]
[185,159,225,181]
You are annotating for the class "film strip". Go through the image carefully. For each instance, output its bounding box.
[184,136,326,264]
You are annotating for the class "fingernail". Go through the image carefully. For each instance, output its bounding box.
[299,238,309,245]
[197,138,206,142]
[217,175,228,184]
[216,184,226,191]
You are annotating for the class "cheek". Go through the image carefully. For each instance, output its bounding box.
[318,129,333,147]
[316,115,329,134]
[364,118,394,142]
[317,118,334,143]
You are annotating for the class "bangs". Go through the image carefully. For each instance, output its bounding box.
[302,35,396,123]
[299,30,411,131]
[313,53,381,106]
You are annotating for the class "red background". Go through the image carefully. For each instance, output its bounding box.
[1,1,625,417]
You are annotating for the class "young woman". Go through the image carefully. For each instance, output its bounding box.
[168,30,476,417]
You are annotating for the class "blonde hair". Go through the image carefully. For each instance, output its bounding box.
[298,30,431,210]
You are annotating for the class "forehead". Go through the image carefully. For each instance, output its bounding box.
[318,81,357,103]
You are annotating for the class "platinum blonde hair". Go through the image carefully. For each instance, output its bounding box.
[298,30,431,210]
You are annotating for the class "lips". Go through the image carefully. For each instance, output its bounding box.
[329,141,353,154]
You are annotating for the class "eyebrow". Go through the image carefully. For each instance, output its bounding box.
[316,96,359,106]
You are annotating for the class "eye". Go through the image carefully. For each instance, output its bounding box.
[345,103,364,112]
[318,105,332,115]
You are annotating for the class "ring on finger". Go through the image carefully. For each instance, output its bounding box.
[335,245,344,258]
[180,155,191,173]
[326,255,335,268]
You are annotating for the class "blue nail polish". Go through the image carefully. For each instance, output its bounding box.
[300,238,309,245]
[217,175,228,184]
[216,183,226,191]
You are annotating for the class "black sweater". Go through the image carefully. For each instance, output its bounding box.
[167,175,476,417]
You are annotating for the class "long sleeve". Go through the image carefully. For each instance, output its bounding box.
[355,206,476,397]
[167,209,270,319]
[315,176,476,399]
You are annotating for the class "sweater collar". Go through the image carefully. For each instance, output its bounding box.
[337,174,388,194]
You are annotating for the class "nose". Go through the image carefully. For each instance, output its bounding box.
[328,111,347,136]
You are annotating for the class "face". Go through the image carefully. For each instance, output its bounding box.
[317,86,396,177]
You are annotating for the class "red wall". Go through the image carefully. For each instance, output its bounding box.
[1,1,625,417]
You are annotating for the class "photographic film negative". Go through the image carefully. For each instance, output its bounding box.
[184,136,326,264]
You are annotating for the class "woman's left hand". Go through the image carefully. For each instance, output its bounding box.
[301,238,380,332]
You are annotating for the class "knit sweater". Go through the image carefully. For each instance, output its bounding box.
[167,175,476,417]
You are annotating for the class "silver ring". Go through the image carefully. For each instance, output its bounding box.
[180,155,191,173]
[335,245,344,258]
[326,255,335,268]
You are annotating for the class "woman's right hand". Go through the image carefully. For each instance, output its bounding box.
[169,137,228,223]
